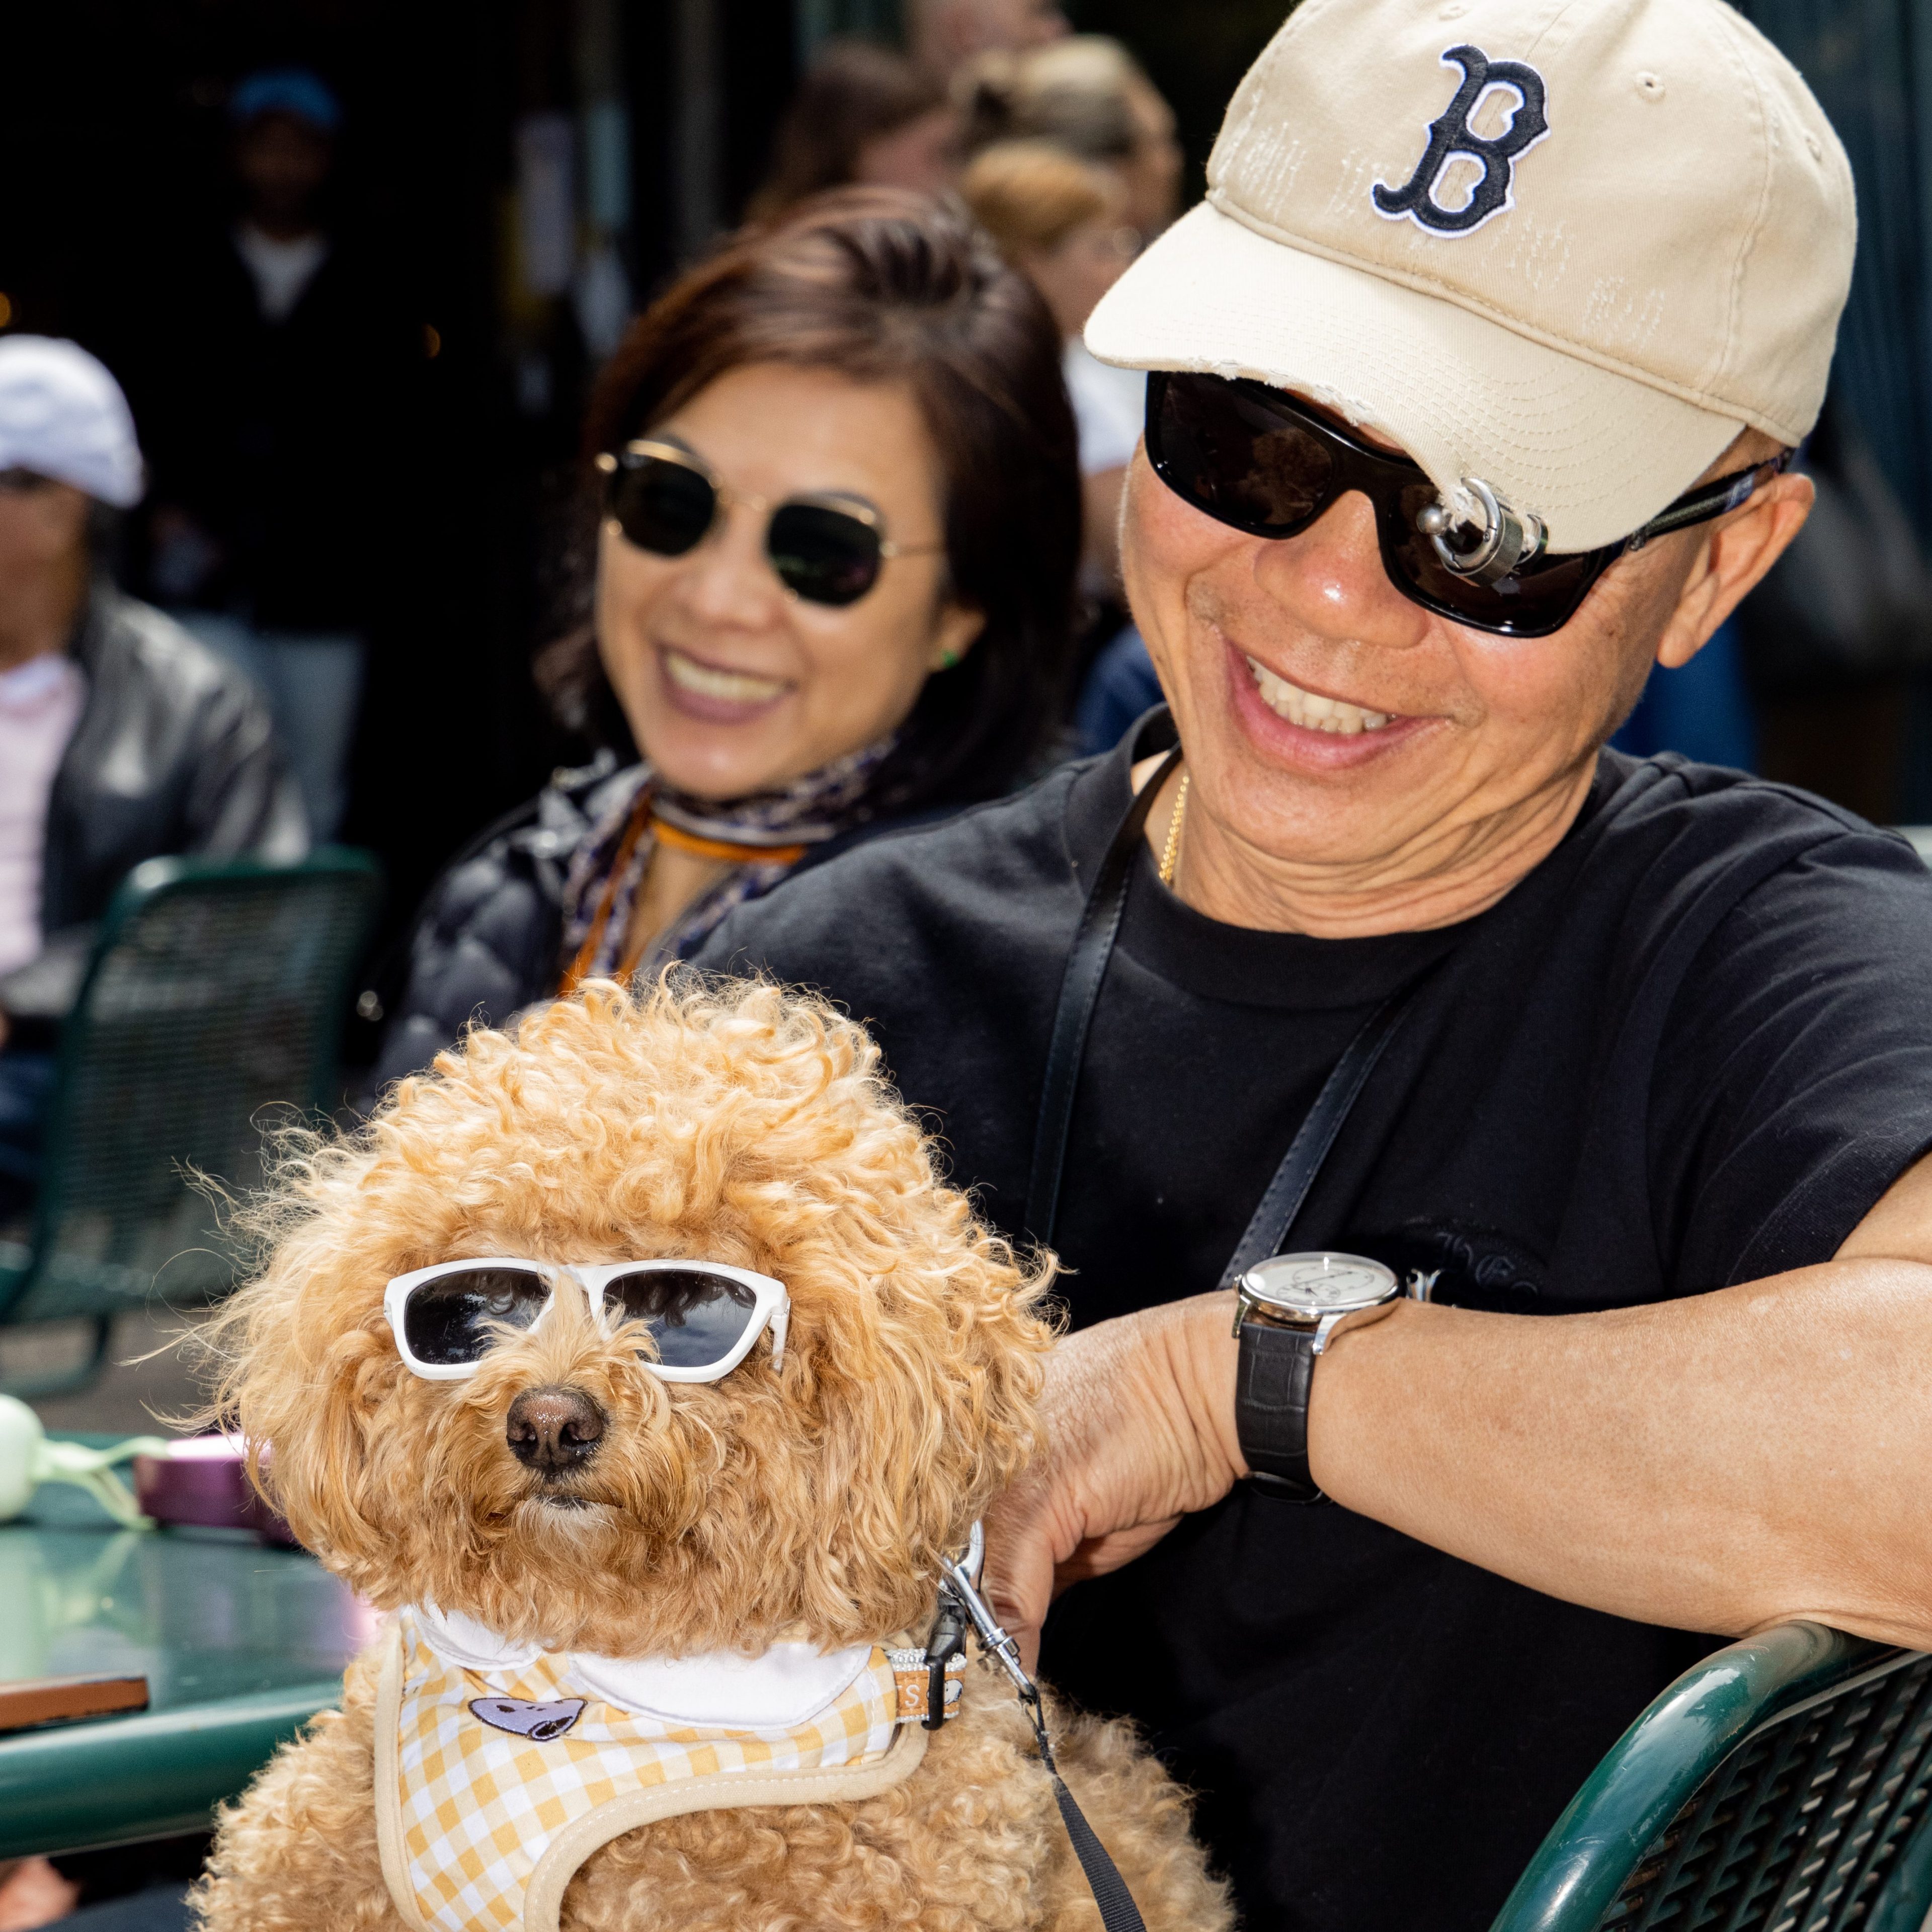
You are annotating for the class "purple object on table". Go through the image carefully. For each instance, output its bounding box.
[132,1435,298,1544]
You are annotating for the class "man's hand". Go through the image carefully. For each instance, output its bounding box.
[983,1292,1246,1669]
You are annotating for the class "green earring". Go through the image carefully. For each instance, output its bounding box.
[937,648,961,670]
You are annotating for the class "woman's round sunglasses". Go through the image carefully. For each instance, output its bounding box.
[596,439,944,608]
[1145,371,1793,640]
[383,1258,788,1385]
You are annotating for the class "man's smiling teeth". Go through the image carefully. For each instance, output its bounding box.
[663,648,787,704]
[1245,655,1393,734]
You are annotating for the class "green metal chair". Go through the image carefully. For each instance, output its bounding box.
[0,851,382,1394]
[1493,1623,1932,1932]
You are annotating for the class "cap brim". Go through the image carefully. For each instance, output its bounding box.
[1086,202,1745,553]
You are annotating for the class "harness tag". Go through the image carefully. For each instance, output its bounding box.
[886,1647,966,1724]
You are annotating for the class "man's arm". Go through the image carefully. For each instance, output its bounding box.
[984,1157,1932,1669]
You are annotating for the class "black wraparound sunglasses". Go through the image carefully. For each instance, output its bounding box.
[1145,372,1793,639]
[596,439,944,608]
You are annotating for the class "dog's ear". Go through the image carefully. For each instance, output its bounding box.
[773,1200,1056,1641]
[205,1209,405,1574]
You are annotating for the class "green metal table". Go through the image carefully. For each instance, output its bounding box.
[0,1437,366,1858]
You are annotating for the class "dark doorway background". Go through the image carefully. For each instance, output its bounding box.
[4,2,565,1036]
[0,0,793,1056]
[6,0,1930,1034]
[0,0,1262,1027]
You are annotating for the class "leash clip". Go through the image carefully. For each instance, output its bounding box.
[920,1522,978,1732]
[934,1527,1149,1932]
[939,1528,1040,1718]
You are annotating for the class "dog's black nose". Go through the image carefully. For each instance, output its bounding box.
[506,1385,606,1476]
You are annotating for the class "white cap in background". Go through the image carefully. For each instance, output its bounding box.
[1086,0,1856,551]
[0,336,145,508]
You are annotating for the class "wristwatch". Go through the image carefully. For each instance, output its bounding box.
[1233,1252,1407,1502]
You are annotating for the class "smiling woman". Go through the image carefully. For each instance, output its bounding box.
[370,189,1079,1087]
[591,368,979,813]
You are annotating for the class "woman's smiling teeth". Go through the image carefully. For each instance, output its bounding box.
[1246,655,1393,734]
[662,647,789,705]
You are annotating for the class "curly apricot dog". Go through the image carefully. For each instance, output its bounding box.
[191,979,1232,1932]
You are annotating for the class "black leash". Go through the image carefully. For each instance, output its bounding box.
[933,1549,1148,1932]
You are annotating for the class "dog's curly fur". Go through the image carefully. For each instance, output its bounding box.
[190,979,1233,1931]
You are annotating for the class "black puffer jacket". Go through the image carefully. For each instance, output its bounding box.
[368,757,941,1090]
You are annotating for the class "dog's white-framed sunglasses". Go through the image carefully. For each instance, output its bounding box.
[383,1258,789,1384]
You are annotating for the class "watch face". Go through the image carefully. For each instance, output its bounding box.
[1244,1251,1397,1315]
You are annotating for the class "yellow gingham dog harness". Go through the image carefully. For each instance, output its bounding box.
[373,1608,961,1932]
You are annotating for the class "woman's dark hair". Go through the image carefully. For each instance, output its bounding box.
[547,186,1081,814]
[747,43,948,225]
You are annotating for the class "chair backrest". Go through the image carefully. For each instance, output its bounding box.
[0,851,382,1326]
[1492,1623,1932,1932]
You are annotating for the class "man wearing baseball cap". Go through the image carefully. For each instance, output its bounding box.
[698,3,1932,1923]
[0,337,305,1215]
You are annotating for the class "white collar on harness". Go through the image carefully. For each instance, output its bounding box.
[412,1600,874,1729]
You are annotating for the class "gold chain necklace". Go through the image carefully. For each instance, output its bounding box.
[1159,771,1190,889]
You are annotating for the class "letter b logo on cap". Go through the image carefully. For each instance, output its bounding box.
[1374,45,1550,237]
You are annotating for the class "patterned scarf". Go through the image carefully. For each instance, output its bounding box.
[559,735,895,988]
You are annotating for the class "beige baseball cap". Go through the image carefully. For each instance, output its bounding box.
[1085,0,1856,552]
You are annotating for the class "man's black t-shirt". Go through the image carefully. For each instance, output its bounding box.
[695,721,1932,1931]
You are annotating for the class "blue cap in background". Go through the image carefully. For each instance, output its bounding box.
[229,67,343,134]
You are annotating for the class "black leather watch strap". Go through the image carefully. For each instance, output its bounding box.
[1235,1319,1324,1502]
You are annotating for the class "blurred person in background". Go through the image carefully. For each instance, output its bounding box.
[369,189,1078,1087]
[747,42,959,224]
[962,139,1143,592]
[136,66,424,840]
[1608,614,1757,771]
[907,0,1068,85]
[1606,394,1932,788]
[960,35,1184,242]
[1729,395,1932,816]
[958,39,1183,750]
[0,338,305,1221]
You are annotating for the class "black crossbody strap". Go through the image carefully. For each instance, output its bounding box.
[1025,743,1184,1244]
[1217,981,1428,1290]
